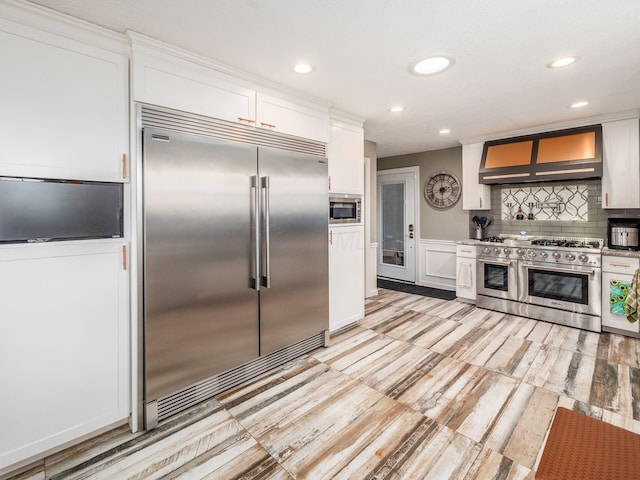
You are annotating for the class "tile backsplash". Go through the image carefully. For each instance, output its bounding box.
[501,184,588,222]
[469,179,607,240]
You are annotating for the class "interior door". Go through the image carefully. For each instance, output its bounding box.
[377,171,416,282]
[258,147,329,355]
[143,128,259,402]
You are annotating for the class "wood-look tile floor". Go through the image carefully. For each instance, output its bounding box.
[9,289,640,480]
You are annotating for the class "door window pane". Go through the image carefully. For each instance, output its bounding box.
[382,183,405,266]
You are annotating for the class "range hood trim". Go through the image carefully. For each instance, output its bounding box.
[479,124,603,184]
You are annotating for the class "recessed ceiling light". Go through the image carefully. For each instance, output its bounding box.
[410,55,455,76]
[548,56,579,68]
[293,63,314,74]
[569,101,589,108]
[389,105,405,113]
[439,128,451,134]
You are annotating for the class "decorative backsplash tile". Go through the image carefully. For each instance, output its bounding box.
[501,185,588,221]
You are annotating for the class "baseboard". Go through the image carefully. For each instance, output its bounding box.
[366,288,379,298]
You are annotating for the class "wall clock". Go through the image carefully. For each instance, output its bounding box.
[424,171,461,209]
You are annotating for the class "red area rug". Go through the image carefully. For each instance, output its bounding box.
[536,407,640,480]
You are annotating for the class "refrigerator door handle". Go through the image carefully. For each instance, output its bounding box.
[251,175,260,291]
[261,175,271,288]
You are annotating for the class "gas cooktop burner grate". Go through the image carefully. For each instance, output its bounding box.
[530,238,602,249]
[482,236,504,243]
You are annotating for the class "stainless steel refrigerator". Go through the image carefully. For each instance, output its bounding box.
[142,126,328,426]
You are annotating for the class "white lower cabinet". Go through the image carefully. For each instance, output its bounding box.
[602,255,640,336]
[456,244,477,302]
[0,241,129,472]
[329,225,365,331]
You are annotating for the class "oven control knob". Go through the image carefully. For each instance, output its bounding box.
[483,247,491,254]
[503,248,512,255]
[539,251,548,258]
[494,248,500,254]
[552,252,561,259]
[566,253,576,261]
[578,254,589,263]
[516,248,526,256]
[528,250,536,258]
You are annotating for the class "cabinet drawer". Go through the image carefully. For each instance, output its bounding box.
[602,270,640,335]
[456,245,477,259]
[602,256,640,274]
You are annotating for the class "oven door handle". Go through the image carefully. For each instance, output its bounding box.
[522,262,596,276]
[478,259,515,266]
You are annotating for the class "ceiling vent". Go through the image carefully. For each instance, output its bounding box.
[479,125,602,184]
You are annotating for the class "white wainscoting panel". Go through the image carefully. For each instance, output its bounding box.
[418,239,456,291]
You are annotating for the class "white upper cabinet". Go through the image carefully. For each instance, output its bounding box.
[130,37,256,125]
[601,117,640,209]
[0,7,129,182]
[462,142,491,210]
[327,117,365,194]
[130,34,329,144]
[256,93,329,143]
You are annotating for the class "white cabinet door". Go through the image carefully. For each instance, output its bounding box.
[329,226,365,331]
[131,41,257,126]
[462,143,491,210]
[0,241,129,471]
[256,93,329,143]
[601,118,640,209]
[328,122,365,194]
[0,19,128,182]
[456,244,477,301]
[602,269,640,335]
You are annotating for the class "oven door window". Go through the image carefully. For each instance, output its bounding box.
[527,269,588,304]
[484,263,509,291]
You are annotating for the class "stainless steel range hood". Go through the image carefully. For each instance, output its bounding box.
[479,125,603,184]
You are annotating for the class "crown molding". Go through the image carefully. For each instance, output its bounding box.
[459,109,640,145]
[1,0,128,54]
[329,108,366,127]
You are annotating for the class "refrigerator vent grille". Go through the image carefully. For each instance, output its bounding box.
[156,332,325,422]
[141,105,327,157]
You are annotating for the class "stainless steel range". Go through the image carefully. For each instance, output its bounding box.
[476,236,602,332]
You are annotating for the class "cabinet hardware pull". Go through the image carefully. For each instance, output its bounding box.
[121,153,127,179]
[328,176,331,190]
[260,122,276,129]
[479,197,483,208]
[329,230,333,245]
[237,117,255,124]
[605,192,609,207]
[122,245,127,271]
[610,263,631,268]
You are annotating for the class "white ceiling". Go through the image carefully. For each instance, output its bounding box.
[27,0,640,158]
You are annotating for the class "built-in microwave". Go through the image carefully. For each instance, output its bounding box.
[329,194,362,224]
